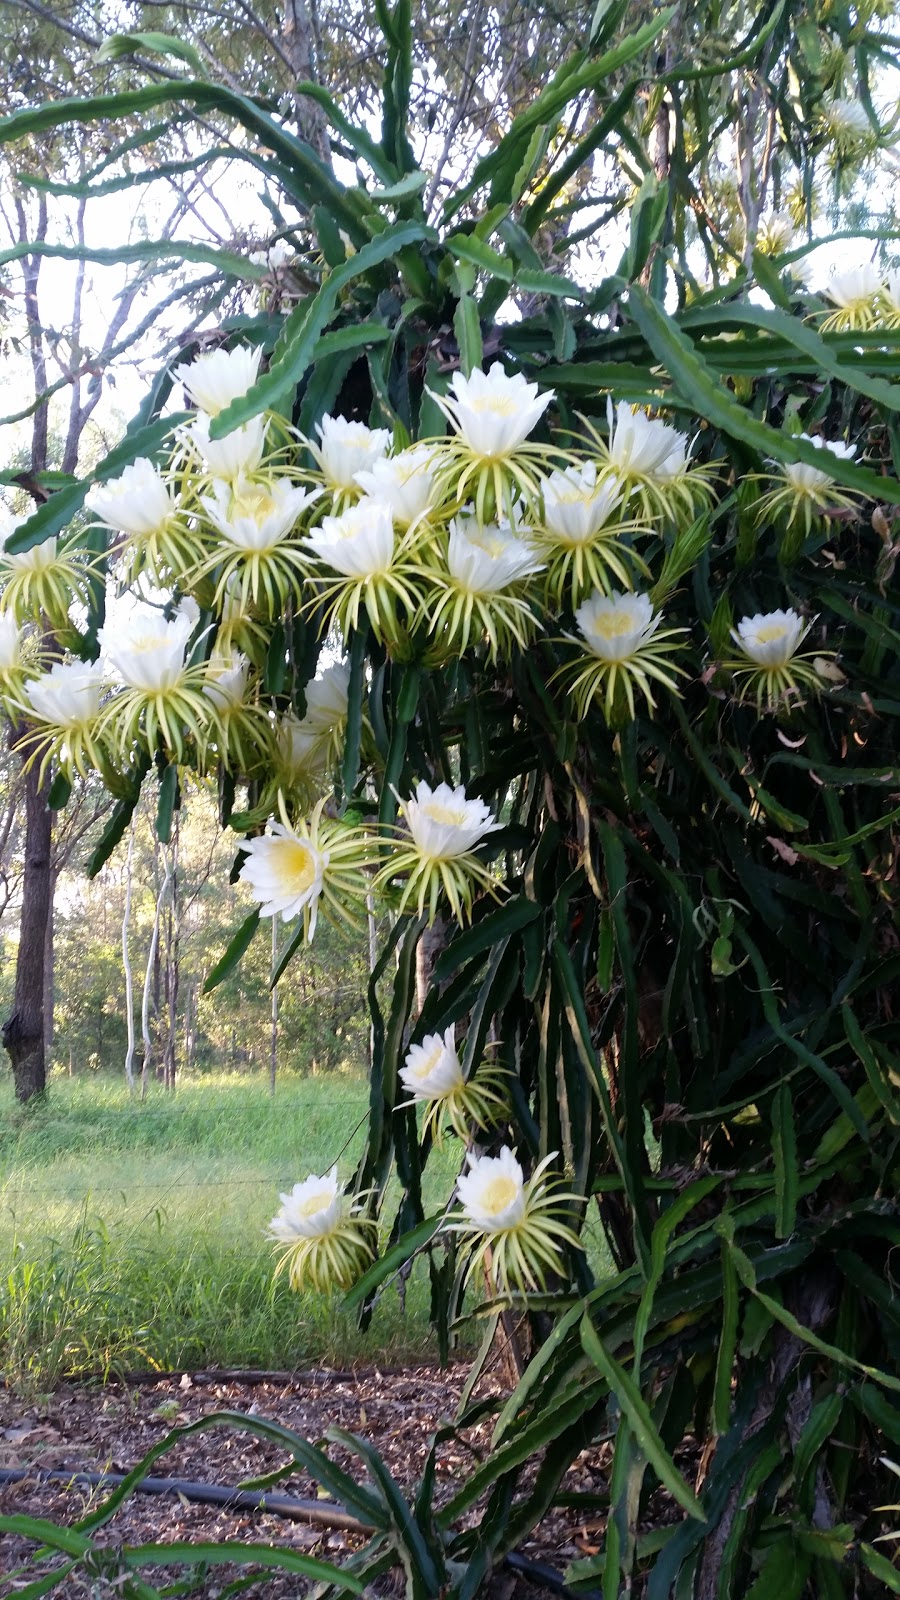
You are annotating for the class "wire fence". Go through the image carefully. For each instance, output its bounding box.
[0,1097,608,1255]
[1,1089,366,1121]
[0,1086,373,1199]
[1,1172,320,1196]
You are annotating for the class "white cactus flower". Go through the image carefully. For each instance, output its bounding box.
[541,463,625,544]
[268,1168,344,1241]
[353,446,437,527]
[0,613,21,671]
[456,1147,527,1231]
[446,513,544,592]
[25,659,105,726]
[174,344,263,417]
[250,239,293,270]
[301,662,350,731]
[399,1028,508,1143]
[303,498,396,578]
[275,712,330,779]
[1,529,59,573]
[203,649,249,711]
[757,213,796,255]
[575,589,662,662]
[189,413,268,480]
[266,1162,376,1292]
[380,779,504,925]
[449,1146,584,1292]
[731,609,811,668]
[85,458,174,537]
[434,364,554,459]
[558,586,685,723]
[782,434,856,496]
[98,604,194,693]
[787,254,815,288]
[723,604,830,710]
[269,666,350,793]
[400,1027,465,1102]
[311,415,392,492]
[239,819,329,931]
[201,476,318,552]
[606,401,688,481]
[401,780,500,860]
[824,264,882,309]
[823,97,872,144]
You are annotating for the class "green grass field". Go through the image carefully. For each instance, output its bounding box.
[0,1071,465,1391]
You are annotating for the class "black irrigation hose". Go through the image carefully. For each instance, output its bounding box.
[0,1466,366,1530]
[0,1466,598,1597]
[62,1364,453,1388]
[100,1367,379,1387]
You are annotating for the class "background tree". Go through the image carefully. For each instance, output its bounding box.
[4,777,377,1081]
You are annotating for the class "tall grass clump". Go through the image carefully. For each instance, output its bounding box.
[0,1074,463,1390]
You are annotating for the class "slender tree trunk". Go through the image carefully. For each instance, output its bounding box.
[183,978,195,1075]
[163,828,179,1091]
[164,919,179,1090]
[416,916,446,1012]
[3,198,53,1104]
[122,814,137,1091]
[270,916,278,1096]
[282,0,331,161]
[366,892,378,1072]
[3,762,52,1101]
[142,848,172,1101]
[42,864,57,1063]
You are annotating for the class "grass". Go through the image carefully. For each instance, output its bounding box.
[0,1070,465,1392]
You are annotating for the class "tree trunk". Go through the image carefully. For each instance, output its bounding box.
[282,0,331,161]
[183,978,195,1074]
[163,841,179,1091]
[43,864,57,1063]
[416,915,446,1012]
[4,199,54,1104]
[3,761,52,1101]
[270,916,278,1095]
[122,814,137,1090]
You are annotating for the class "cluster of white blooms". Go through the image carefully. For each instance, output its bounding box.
[0,344,864,944]
[0,351,713,782]
[0,337,875,1302]
[269,1137,582,1296]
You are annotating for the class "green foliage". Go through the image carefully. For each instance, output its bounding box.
[4,1,900,1596]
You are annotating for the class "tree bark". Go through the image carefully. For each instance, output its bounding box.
[282,0,330,161]
[3,760,52,1101]
[415,916,446,1012]
[163,832,179,1091]
[4,197,54,1105]
[270,915,278,1096]
[42,863,57,1061]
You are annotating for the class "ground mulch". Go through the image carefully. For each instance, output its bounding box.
[0,1361,612,1597]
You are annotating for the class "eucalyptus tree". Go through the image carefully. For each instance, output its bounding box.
[3,2,900,1597]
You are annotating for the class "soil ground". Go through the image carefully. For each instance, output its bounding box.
[0,1361,612,1597]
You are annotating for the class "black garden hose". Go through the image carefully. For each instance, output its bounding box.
[0,1465,600,1595]
[0,1465,365,1529]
